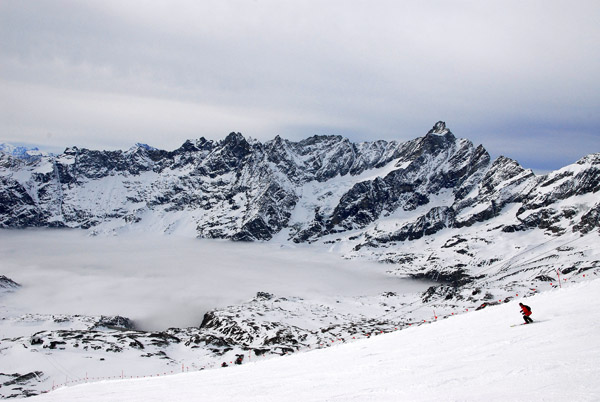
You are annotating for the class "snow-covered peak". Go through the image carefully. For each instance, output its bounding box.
[0,143,32,156]
[426,120,451,136]
[484,156,534,186]
[126,143,158,154]
[575,152,600,166]
[0,143,50,160]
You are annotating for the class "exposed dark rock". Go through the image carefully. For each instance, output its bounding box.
[442,237,468,248]
[534,275,556,282]
[573,203,600,234]
[513,207,579,235]
[255,292,274,301]
[1,371,44,387]
[376,207,455,243]
[560,267,577,275]
[148,332,181,347]
[412,268,475,287]
[93,315,135,330]
[420,284,461,303]
[0,275,21,290]
[47,341,67,349]
[0,176,43,227]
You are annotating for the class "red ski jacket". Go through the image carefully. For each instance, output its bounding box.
[521,305,532,316]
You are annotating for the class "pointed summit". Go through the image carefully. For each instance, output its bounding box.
[427,121,451,136]
[222,132,251,158]
[126,143,157,154]
[418,121,456,155]
[0,275,20,290]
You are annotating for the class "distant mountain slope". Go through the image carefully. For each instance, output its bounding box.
[0,144,50,161]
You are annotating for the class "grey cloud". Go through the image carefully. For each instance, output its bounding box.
[1,0,599,170]
[0,229,431,330]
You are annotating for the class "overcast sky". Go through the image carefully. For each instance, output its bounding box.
[1,0,599,171]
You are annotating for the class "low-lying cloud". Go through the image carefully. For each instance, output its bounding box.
[0,229,429,330]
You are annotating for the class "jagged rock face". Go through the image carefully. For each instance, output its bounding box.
[452,156,538,228]
[93,315,136,330]
[521,154,600,211]
[573,203,600,234]
[320,127,491,237]
[376,206,456,243]
[265,135,403,183]
[0,122,599,244]
[0,176,41,227]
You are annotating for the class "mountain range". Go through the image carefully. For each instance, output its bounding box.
[1,121,599,282]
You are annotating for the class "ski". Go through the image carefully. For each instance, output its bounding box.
[511,320,542,327]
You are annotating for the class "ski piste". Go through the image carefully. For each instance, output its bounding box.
[23,278,600,401]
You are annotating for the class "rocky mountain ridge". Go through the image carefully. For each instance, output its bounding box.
[2,122,597,242]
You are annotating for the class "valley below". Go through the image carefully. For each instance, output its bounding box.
[1,229,435,398]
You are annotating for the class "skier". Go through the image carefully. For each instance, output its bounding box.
[519,302,533,324]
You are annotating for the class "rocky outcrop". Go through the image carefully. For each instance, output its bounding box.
[0,275,21,291]
[573,202,600,234]
[0,371,45,398]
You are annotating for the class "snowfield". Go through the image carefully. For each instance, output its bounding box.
[31,278,600,402]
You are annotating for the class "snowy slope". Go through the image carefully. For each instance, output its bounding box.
[30,278,600,402]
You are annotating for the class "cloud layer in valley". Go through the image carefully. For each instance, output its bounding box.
[0,229,429,330]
